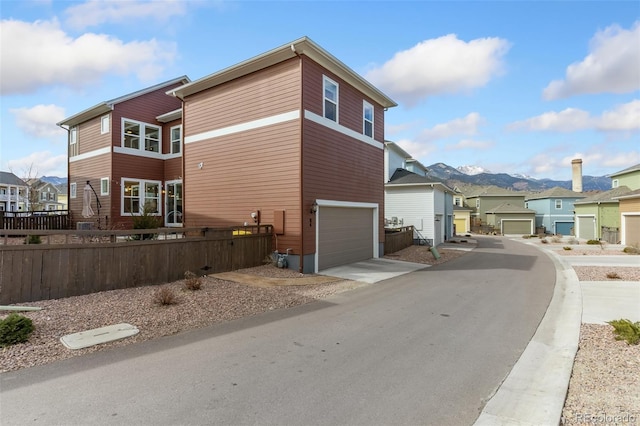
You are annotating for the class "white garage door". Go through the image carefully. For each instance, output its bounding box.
[318,206,374,270]
[623,215,640,246]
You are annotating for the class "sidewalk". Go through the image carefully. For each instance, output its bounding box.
[475,237,639,426]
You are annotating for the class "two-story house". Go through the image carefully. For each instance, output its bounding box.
[61,37,396,273]
[525,187,586,235]
[26,179,64,211]
[58,76,190,230]
[0,171,28,212]
[465,186,526,227]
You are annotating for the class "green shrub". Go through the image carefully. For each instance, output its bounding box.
[25,235,42,244]
[0,314,35,347]
[586,239,601,245]
[606,272,620,279]
[607,319,640,345]
[563,246,572,251]
[623,244,639,254]
[183,271,202,291]
[132,202,162,240]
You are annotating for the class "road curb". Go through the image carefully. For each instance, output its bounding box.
[474,241,582,425]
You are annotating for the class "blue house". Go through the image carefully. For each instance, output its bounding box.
[525,187,586,235]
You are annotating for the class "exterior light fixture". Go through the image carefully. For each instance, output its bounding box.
[310,202,318,214]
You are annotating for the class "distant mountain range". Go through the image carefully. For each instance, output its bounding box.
[426,163,611,192]
[41,165,612,193]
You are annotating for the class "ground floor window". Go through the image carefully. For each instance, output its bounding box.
[121,178,161,215]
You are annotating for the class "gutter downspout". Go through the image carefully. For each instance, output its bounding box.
[57,123,71,222]
[293,44,305,273]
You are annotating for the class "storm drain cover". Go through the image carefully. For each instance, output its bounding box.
[60,323,139,350]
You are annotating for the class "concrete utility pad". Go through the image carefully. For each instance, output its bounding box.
[581,281,640,325]
[319,258,428,284]
[60,323,139,350]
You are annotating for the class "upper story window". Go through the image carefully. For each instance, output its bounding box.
[101,178,110,196]
[170,125,182,154]
[555,199,562,209]
[454,197,461,206]
[475,199,480,208]
[122,119,161,153]
[323,76,338,122]
[101,115,110,134]
[363,101,374,138]
[70,183,77,199]
[70,126,78,156]
[612,179,619,188]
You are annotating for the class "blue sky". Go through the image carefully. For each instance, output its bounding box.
[1,0,638,181]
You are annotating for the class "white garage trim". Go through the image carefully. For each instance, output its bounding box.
[314,199,379,273]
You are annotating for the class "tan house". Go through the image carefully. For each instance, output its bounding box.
[60,37,396,273]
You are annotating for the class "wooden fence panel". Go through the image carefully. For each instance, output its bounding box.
[384,226,415,254]
[0,229,272,305]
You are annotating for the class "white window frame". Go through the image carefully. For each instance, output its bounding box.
[475,199,480,208]
[170,125,182,154]
[122,118,161,153]
[101,115,110,134]
[100,178,110,196]
[363,100,374,138]
[69,126,78,157]
[323,76,339,122]
[120,178,162,216]
[555,199,562,209]
[612,179,619,188]
[70,183,77,199]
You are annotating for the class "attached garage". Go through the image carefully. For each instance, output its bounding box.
[454,218,467,235]
[316,203,377,271]
[622,215,640,246]
[577,216,596,240]
[502,220,533,235]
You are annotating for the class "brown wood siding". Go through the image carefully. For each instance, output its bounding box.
[69,154,111,228]
[301,57,386,143]
[184,59,301,136]
[77,115,111,155]
[620,198,640,213]
[164,158,182,182]
[162,118,182,155]
[302,119,384,255]
[183,120,302,253]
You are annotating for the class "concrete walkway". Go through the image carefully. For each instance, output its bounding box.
[474,237,639,426]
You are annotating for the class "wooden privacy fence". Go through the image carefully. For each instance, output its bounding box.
[0,226,273,305]
[384,226,414,254]
[601,226,620,244]
[1,211,70,230]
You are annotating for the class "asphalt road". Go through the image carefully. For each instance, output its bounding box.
[0,236,555,426]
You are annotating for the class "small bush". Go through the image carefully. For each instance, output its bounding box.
[563,246,572,251]
[540,238,548,244]
[567,237,579,245]
[0,314,35,347]
[153,287,177,306]
[606,272,620,279]
[522,235,531,239]
[25,235,42,244]
[183,271,202,291]
[607,319,640,345]
[623,245,640,255]
[586,239,601,245]
[551,236,561,243]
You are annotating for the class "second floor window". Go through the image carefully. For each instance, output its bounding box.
[170,125,181,154]
[123,119,161,153]
[555,199,562,209]
[70,183,77,199]
[101,115,110,134]
[363,101,374,137]
[323,76,338,122]
[70,126,78,156]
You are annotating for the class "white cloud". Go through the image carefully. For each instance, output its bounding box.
[508,100,640,133]
[418,113,484,142]
[596,100,640,131]
[366,35,510,106]
[395,138,438,160]
[10,104,67,139]
[0,19,177,95]
[507,108,592,132]
[64,0,188,30]
[543,21,640,100]
[7,151,68,178]
[446,138,494,151]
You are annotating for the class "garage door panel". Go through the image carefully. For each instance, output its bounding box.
[318,207,373,270]
[624,215,640,246]
[503,220,531,235]
[555,222,574,236]
[577,217,595,240]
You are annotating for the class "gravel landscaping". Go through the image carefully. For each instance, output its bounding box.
[2,237,638,424]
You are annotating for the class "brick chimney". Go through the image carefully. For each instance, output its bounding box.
[571,158,583,192]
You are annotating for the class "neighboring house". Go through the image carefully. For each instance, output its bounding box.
[384,141,413,182]
[485,203,536,235]
[107,36,392,274]
[56,184,68,210]
[609,163,640,190]
[405,158,428,177]
[453,204,472,235]
[385,169,454,246]
[26,179,64,211]
[464,186,526,225]
[573,186,631,241]
[0,171,28,212]
[58,76,190,230]
[614,189,640,246]
[525,187,586,235]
